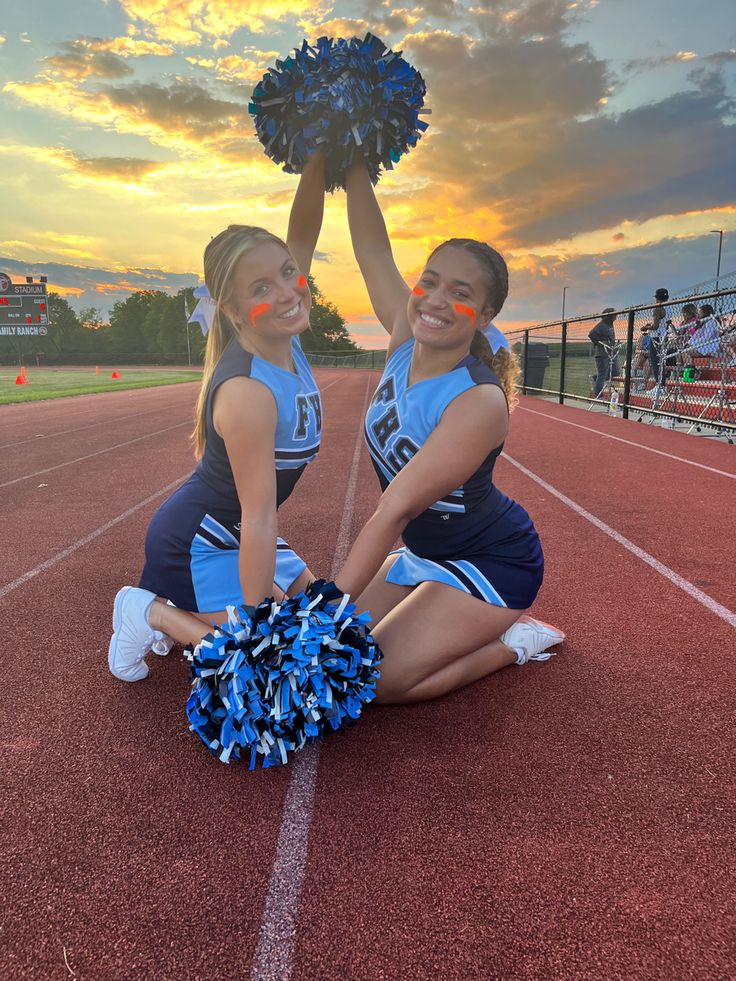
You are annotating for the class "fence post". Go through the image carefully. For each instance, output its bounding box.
[559,321,567,405]
[522,330,529,395]
[622,308,636,420]
[371,351,375,369]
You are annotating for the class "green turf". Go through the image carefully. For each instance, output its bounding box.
[0,367,202,405]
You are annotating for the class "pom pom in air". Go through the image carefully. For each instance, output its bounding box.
[185,581,382,768]
[249,33,430,191]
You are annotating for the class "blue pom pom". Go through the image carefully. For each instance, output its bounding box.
[185,582,383,768]
[250,33,430,191]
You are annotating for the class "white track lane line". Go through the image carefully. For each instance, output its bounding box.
[0,475,189,601]
[0,396,194,449]
[518,405,736,480]
[503,452,736,629]
[250,372,373,981]
[0,421,190,489]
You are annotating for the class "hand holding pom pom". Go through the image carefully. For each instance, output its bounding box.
[185,582,382,768]
[249,33,430,191]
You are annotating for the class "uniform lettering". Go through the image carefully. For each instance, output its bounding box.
[371,376,395,407]
[293,395,311,439]
[307,392,322,433]
[372,405,400,450]
[386,436,418,471]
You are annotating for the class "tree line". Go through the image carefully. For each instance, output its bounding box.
[2,277,360,365]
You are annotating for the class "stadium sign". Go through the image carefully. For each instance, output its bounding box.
[0,271,49,336]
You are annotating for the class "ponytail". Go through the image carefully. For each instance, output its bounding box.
[470,330,520,410]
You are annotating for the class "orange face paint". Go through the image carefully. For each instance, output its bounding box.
[454,302,475,320]
[250,302,271,325]
[412,286,425,296]
[298,275,307,289]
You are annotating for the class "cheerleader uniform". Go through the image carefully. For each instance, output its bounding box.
[139,336,321,612]
[364,338,543,609]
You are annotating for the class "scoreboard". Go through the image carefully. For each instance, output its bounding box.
[0,271,49,336]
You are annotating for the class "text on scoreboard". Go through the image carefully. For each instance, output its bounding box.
[0,272,49,334]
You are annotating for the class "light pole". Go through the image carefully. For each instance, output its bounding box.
[710,229,723,290]
[561,286,568,323]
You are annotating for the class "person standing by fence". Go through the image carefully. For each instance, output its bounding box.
[650,287,672,388]
[588,308,617,397]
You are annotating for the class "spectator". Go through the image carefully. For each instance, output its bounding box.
[649,287,672,387]
[681,303,699,339]
[635,323,652,390]
[688,304,721,361]
[588,307,617,397]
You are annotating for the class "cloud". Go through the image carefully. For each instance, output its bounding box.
[704,49,736,65]
[403,28,609,123]
[4,74,261,162]
[624,51,697,74]
[42,41,134,80]
[498,76,736,247]
[119,0,321,43]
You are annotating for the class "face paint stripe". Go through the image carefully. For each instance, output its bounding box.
[298,275,307,289]
[454,303,475,319]
[250,302,271,325]
[412,286,425,296]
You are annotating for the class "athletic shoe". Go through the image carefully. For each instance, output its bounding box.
[501,616,565,666]
[108,586,169,682]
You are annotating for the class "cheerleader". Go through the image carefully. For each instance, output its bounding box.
[331,161,564,703]
[107,156,327,681]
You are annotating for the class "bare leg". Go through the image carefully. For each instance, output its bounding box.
[372,581,525,705]
[147,566,318,648]
[354,554,414,626]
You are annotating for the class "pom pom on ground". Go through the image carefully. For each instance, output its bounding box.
[185,581,382,768]
[249,33,430,191]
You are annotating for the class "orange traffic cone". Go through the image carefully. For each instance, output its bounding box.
[111,370,121,379]
[95,365,100,375]
[15,373,30,385]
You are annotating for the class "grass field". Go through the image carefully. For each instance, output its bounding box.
[0,366,202,405]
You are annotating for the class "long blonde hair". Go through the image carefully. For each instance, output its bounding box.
[192,225,290,459]
[428,238,519,409]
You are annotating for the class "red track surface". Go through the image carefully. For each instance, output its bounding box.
[1,380,734,980]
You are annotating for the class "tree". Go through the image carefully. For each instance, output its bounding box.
[108,290,161,360]
[79,306,106,331]
[45,293,91,361]
[300,276,360,353]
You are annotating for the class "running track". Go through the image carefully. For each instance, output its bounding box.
[1,376,734,980]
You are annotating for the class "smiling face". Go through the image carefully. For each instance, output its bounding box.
[408,245,495,350]
[224,240,311,340]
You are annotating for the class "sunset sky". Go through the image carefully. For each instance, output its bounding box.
[1,0,735,347]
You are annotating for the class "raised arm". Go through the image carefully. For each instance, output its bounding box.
[345,160,412,350]
[335,385,508,600]
[287,151,326,279]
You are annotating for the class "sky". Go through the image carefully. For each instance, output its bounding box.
[1,0,735,348]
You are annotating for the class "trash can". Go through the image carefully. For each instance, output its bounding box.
[525,342,550,391]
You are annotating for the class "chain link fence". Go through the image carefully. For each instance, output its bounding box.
[305,349,387,369]
[506,277,736,435]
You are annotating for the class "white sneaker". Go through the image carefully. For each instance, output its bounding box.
[501,616,565,666]
[108,586,169,682]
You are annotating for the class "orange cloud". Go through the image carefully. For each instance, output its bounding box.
[119,0,321,42]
